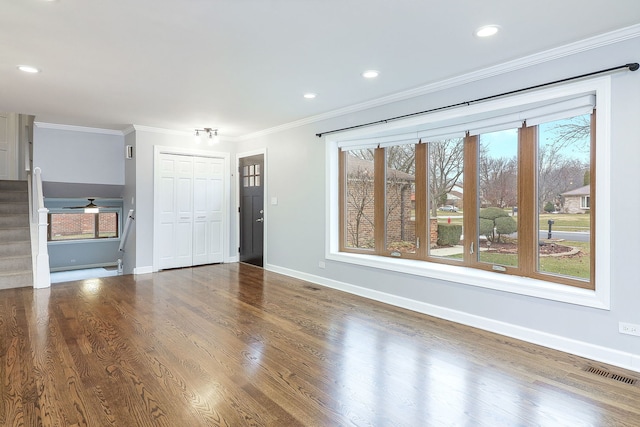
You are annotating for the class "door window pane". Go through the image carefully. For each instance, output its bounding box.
[427,138,464,260]
[478,129,519,267]
[385,145,416,255]
[537,114,591,281]
[344,149,376,250]
[242,163,261,187]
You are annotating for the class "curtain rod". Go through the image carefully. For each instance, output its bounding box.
[315,62,639,138]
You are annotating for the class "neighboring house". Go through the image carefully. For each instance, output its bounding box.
[446,183,463,209]
[562,185,590,214]
[345,156,415,249]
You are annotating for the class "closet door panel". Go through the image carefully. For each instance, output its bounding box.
[158,156,179,269]
[192,166,209,266]
[175,157,194,267]
[208,158,225,263]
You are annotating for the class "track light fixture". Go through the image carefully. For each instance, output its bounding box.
[194,128,220,145]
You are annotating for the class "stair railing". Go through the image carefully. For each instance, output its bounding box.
[31,167,50,288]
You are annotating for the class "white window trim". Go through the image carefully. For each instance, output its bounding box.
[581,196,591,209]
[325,76,611,310]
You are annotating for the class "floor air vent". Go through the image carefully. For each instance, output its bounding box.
[585,366,637,385]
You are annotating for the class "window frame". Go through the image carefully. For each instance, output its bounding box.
[47,209,122,243]
[326,77,611,310]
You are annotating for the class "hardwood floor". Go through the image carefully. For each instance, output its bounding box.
[1,263,639,426]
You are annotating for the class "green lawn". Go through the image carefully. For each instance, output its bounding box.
[440,240,590,280]
[539,240,590,279]
[538,213,590,231]
[434,210,590,232]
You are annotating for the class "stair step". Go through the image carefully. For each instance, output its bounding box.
[0,180,28,192]
[0,271,33,289]
[0,181,33,290]
[0,227,30,241]
[0,241,31,257]
[0,202,29,214]
[0,192,28,203]
[0,255,32,271]
[0,214,29,227]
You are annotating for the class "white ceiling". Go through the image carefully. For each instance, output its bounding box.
[2,0,640,138]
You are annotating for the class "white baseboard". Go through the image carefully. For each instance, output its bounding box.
[265,263,640,374]
[133,266,153,275]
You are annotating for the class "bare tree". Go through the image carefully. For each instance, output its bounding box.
[345,164,375,248]
[549,114,591,147]
[345,147,416,250]
[386,144,416,175]
[538,115,590,211]
[478,155,517,208]
[428,138,464,217]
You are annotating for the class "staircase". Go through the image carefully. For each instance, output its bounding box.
[0,180,33,289]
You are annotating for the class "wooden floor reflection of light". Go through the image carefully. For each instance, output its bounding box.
[0,263,637,426]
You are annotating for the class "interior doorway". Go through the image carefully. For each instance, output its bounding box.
[238,154,264,267]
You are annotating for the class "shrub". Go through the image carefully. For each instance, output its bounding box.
[495,216,517,237]
[479,218,494,238]
[544,201,555,213]
[479,207,516,243]
[480,207,508,221]
[437,224,462,246]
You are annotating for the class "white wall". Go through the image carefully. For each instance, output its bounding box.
[122,131,137,274]
[34,124,124,185]
[236,37,640,371]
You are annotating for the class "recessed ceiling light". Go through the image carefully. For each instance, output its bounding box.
[303,93,317,99]
[362,70,379,79]
[475,25,500,38]
[17,65,40,73]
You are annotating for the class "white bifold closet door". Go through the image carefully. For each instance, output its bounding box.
[158,153,224,270]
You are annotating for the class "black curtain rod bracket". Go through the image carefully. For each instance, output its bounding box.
[316,62,639,138]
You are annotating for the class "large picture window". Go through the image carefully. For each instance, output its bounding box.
[330,79,610,303]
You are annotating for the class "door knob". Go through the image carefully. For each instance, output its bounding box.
[256,218,264,222]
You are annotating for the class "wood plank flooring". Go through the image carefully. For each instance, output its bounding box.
[1,263,639,426]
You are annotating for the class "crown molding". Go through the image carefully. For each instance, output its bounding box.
[122,125,136,135]
[34,122,125,135]
[131,124,192,136]
[238,23,640,141]
[130,124,239,143]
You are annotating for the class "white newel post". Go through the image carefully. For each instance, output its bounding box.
[35,207,50,289]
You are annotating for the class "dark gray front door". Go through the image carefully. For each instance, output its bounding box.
[239,154,264,267]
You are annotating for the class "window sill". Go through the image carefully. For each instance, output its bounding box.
[48,238,121,245]
[326,251,609,310]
